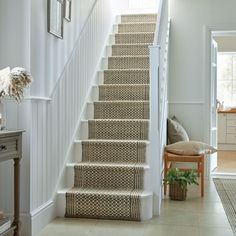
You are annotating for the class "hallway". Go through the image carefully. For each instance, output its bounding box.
[38,178,233,236]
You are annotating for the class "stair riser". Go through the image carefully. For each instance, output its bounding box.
[113,24,156,33]
[88,120,149,140]
[73,165,151,191]
[88,85,150,106]
[65,165,151,192]
[118,23,156,33]
[121,14,157,23]
[104,57,149,70]
[57,190,153,221]
[115,33,154,44]
[73,141,150,164]
[110,45,150,56]
[94,102,150,119]
[98,70,150,85]
[78,121,149,140]
[98,85,150,101]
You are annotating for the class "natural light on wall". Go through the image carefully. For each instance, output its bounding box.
[129,0,158,9]
[217,53,236,108]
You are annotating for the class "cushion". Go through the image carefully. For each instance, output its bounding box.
[167,117,189,144]
[165,141,217,156]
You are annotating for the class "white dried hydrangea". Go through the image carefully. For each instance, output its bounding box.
[0,67,11,98]
[0,67,33,102]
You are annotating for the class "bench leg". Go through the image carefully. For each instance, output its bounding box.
[164,153,168,195]
[201,156,204,197]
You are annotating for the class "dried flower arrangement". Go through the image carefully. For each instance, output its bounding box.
[0,67,33,102]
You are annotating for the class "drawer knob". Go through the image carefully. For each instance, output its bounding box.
[0,145,7,151]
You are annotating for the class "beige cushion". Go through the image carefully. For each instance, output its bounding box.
[167,118,189,144]
[165,141,217,156]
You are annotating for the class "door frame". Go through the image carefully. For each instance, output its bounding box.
[203,25,236,176]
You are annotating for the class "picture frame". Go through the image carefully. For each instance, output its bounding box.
[47,0,64,39]
[64,0,72,22]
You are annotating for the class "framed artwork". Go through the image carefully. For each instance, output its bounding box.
[47,0,64,39]
[64,0,72,22]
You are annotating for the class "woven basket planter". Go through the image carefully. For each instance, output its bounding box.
[169,182,187,201]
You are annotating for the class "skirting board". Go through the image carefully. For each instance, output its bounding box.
[4,200,55,236]
[31,200,56,236]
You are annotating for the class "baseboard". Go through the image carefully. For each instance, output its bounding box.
[153,193,160,215]
[31,200,56,236]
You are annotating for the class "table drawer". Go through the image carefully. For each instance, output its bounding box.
[0,137,18,158]
[227,114,236,119]
[226,134,236,144]
[227,119,236,127]
[227,126,236,134]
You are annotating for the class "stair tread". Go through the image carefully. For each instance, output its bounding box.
[112,43,151,46]
[108,55,149,58]
[103,68,149,71]
[114,32,154,35]
[94,101,149,103]
[72,162,148,168]
[76,139,150,143]
[67,187,151,195]
[98,84,149,87]
[87,119,149,122]
[117,22,156,25]
[60,188,152,197]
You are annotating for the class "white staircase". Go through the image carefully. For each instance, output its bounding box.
[57,13,158,221]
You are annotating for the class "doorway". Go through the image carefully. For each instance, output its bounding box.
[211,31,236,176]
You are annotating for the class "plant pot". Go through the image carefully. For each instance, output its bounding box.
[169,182,187,201]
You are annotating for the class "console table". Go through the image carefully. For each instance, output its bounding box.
[0,131,23,236]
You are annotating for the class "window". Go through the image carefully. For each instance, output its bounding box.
[217,53,236,107]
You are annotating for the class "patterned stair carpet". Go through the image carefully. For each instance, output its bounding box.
[65,13,157,221]
[213,178,236,235]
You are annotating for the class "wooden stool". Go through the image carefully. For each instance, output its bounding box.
[164,152,204,197]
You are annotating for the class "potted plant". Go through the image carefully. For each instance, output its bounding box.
[164,168,199,201]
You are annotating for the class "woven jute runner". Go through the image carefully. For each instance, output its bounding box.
[213,178,236,235]
[65,14,157,221]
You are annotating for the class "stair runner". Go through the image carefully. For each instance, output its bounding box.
[65,13,157,221]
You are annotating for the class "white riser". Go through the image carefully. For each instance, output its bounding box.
[102,58,108,70]
[109,35,115,45]
[106,46,112,57]
[56,189,153,221]
[97,71,104,84]
[113,25,119,34]
[71,140,150,165]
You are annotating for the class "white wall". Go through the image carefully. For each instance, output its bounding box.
[0,0,31,70]
[169,0,236,141]
[30,0,96,96]
[0,0,116,235]
[0,0,96,97]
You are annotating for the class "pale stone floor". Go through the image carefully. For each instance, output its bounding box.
[38,178,234,236]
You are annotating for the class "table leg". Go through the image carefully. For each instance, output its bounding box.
[13,158,20,236]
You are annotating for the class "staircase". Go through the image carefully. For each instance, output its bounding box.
[59,13,157,221]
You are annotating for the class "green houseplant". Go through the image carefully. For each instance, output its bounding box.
[164,168,199,201]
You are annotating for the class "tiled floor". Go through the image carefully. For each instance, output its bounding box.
[38,178,234,236]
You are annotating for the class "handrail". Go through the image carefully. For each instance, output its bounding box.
[153,0,164,46]
[149,0,170,214]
